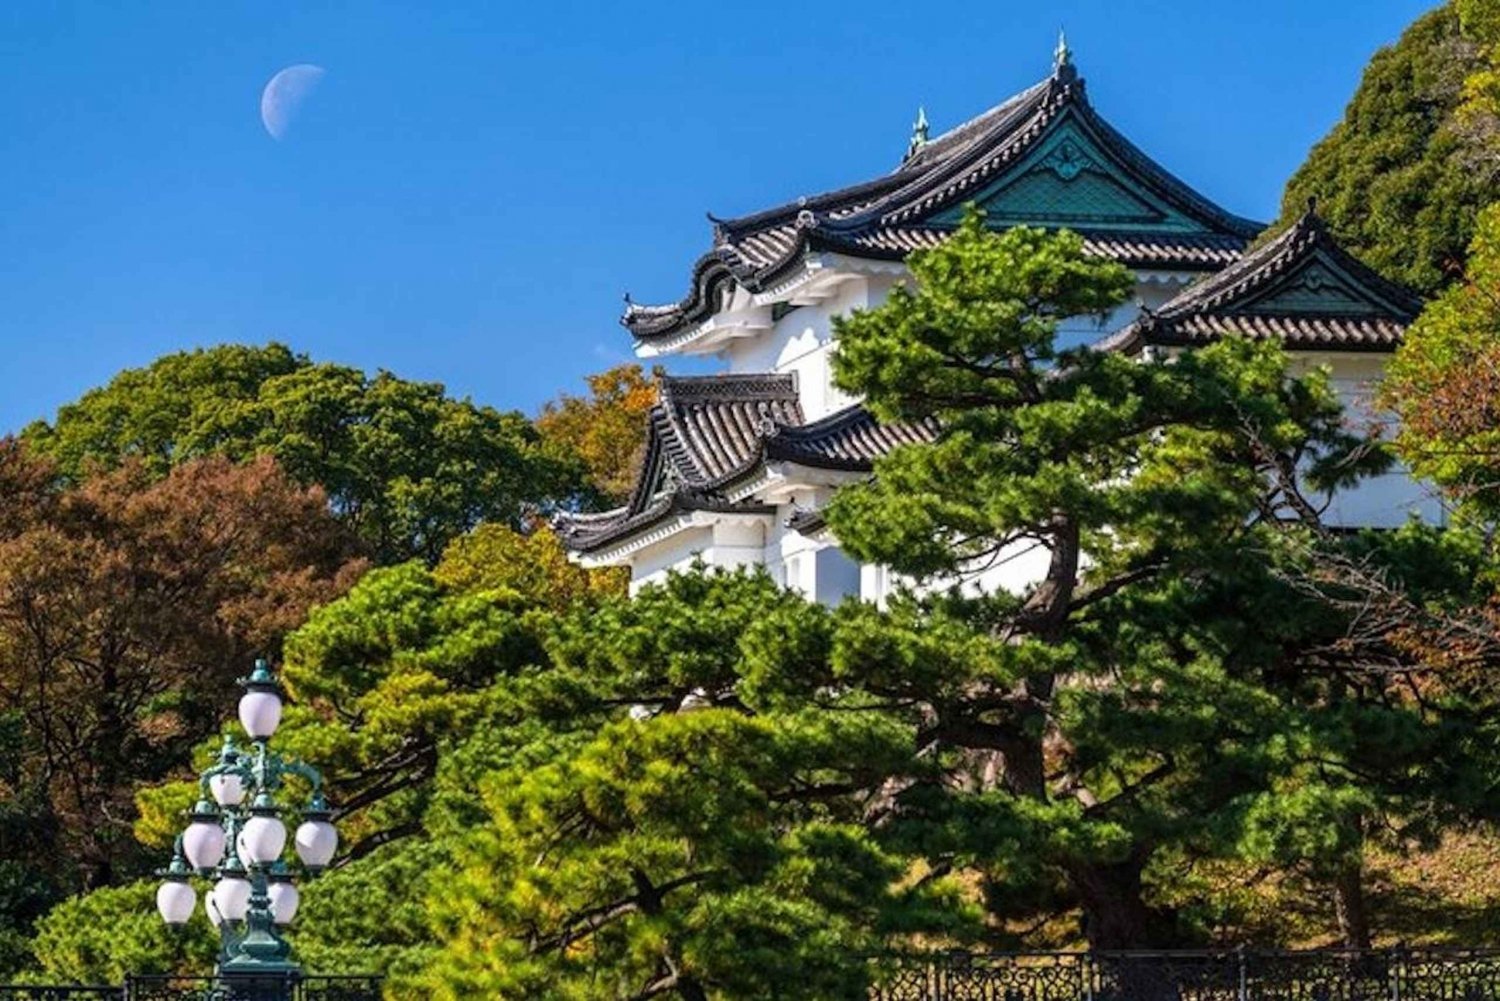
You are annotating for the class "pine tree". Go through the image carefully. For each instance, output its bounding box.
[801,207,1390,946]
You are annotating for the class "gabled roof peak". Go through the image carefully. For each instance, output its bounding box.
[626,56,1262,344]
[1160,207,1422,320]
[1101,206,1424,353]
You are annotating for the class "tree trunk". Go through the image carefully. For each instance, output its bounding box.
[1070,855,1175,949]
[1001,516,1081,797]
[1334,859,1372,950]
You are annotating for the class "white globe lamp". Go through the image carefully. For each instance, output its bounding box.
[294,796,338,872]
[238,660,284,740]
[210,771,246,808]
[214,872,252,923]
[208,735,248,806]
[155,841,196,927]
[156,881,196,927]
[268,869,301,926]
[242,796,288,865]
[181,801,225,873]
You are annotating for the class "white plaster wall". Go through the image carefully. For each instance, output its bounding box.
[722,278,879,421]
[1287,351,1446,529]
[627,519,776,594]
[814,547,863,605]
[762,488,864,606]
[628,526,715,595]
[700,519,769,574]
[860,538,1056,607]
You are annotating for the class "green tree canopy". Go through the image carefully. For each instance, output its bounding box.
[425,570,973,1001]
[22,343,584,564]
[116,524,624,991]
[816,207,1425,948]
[1384,203,1500,516]
[1278,3,1497,293]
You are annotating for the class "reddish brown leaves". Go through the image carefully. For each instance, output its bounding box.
[0,440,364,886]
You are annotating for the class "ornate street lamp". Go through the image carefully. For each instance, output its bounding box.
[155,659,339,980]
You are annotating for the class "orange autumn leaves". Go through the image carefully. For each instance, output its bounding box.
[0,442,362,888]
[536,363,659,505]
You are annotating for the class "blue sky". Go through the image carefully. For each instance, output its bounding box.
[0,0,1435,434]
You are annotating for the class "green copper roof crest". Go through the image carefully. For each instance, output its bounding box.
[1238,254,1396,317]
[931,116,1205,233]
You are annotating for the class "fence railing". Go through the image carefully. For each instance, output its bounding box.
[0,976,381,1001]
[10,951,1500,1001]
[868,948,1500,1000]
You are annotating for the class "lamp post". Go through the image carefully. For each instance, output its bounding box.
[156,659,339,980]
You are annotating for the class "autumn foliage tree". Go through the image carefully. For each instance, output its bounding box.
[0,441,361,899]
[1384,204,1500,516]
[536,364,659,505]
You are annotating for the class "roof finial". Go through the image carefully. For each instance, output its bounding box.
[1052,28,1078,83]
[906,106,930,160]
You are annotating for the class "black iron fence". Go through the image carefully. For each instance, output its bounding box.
[0,976,380,1001]
[868,948,1500,1000]
[9,952,1500,1000]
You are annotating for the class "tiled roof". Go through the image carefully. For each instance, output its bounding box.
[811,227,1247,270]
[765,405,940,470]
[556,375,934,554]
[624,58,1263,342]
[648,375,803,490]
[1101,210,1425,354]
[556,493,779,556]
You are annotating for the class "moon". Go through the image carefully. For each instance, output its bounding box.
[260,64,325,141]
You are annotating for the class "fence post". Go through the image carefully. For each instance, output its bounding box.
[1390,942,1404,1001]
[1082,953,1094,1001]
[1237,944,1248,1001]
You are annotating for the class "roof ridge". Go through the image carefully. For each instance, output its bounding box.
[713,175,911,238]
[900,77,1053,170]
[659,373,798,402]
[1101,209,1425,355]
[769,402,873,439]
[625,61,1264,343]
[831,77,1067,233]
[1157,210,1423,320]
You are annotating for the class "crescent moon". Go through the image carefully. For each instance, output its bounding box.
[260,64,326,141]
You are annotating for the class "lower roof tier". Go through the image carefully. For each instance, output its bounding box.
[555,374,937,555]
